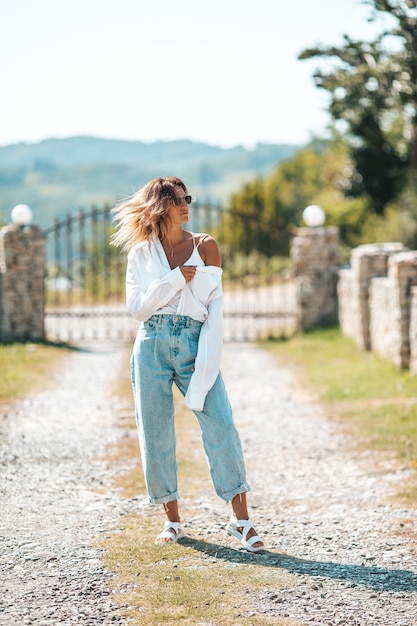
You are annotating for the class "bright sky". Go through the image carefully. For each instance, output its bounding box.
[1,0,391,149]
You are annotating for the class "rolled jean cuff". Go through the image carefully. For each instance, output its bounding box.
[221,482,251,503]
[147,490,180,505]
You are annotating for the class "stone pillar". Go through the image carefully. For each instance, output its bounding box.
[410,286,417,375]
[338,242,406,350]
[384,251,417,368]
[0,223,46,342]
[291,226,340,331]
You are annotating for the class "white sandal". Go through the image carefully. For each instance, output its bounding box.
[226,517,264,552]
[155,521,185,545]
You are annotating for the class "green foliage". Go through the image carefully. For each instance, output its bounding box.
[359,203,417,248]
[219,147,319,256]
[220,135,366,254]
[299,0,417,215]
[299,36,408,214]
[220,128,417,254]
[221,251,291,284]
[219,175,288,256]
[345,169,417,250]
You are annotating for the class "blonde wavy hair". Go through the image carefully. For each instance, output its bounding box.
[111,177,187,251]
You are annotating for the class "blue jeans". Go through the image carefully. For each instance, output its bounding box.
[130,314,250,504]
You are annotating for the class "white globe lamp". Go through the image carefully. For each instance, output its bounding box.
[302,204,325,228]
[11,204,33,226]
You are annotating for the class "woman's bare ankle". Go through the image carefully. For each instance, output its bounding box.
[163,500,180,523]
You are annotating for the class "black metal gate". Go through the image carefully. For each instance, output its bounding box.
[44,203,296,343]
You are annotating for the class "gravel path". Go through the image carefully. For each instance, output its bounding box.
[219,345,417,625]
[1,341,416,625]
[0,343,132,625]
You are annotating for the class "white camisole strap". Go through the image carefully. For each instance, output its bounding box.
[196,233,209,249]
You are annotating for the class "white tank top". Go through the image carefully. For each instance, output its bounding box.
[157,234,205,314]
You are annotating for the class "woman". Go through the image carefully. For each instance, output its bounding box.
[112,176,264,551]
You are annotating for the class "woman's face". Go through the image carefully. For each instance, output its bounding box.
[166,185,190,227]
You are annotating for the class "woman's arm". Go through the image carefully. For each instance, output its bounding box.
[126,252,185,321]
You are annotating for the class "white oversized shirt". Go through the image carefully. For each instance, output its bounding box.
[126,236,223,411]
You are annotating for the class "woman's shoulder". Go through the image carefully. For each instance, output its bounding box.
[192,232,217,246]
[193,232,221,266]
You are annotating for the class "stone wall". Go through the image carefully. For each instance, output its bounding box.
[368,276,400,365]
[410,286,417,375]
[372,251,417,369]
[338,242,406,350]
[339,244,417,372]
[291,226,340,331]
[0,224,45,341]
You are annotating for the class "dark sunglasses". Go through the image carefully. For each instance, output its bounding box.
[172,195,194,206]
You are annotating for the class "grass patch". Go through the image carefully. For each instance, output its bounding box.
[0,342,71,407]
[260,327,417,500]
[104,374,299,626]
[260,327,417,403]
[103,521,296,626]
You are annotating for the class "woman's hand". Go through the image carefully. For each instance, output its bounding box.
[180,265,197,282]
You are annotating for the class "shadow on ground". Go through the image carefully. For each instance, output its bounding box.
[179,537,417,593]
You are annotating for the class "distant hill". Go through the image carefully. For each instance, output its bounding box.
[0,136,299,228]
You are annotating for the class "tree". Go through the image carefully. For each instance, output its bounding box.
[299,36,407,214]
[219,138,358,256]
[367,0,417,170]
[299,0,417,214]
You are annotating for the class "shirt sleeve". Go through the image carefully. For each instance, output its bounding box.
[184,279,223,411]
[126,251,186,322]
